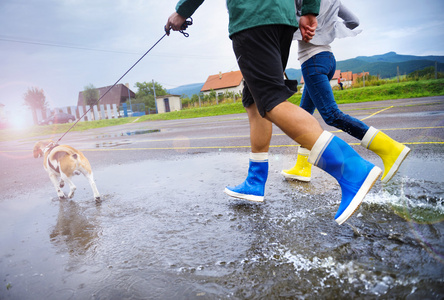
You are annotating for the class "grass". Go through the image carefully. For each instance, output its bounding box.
[1,79,443,142]
[0,117,134,142]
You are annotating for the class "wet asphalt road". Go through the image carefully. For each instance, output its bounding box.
[1,96,443,299]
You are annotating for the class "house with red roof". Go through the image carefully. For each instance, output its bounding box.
[300,70,369,91]
[200,70,244,97]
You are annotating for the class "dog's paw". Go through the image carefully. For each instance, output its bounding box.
[58,193,66,199]
[95,196,101,203]
[68,192,75,198]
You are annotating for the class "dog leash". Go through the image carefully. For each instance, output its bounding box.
[55,18,193,145]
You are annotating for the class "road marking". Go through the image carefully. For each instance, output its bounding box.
[78,140,444,151]
[116,125,444,141]
[360,106,394,121]
[1,126,443,153]
[327,106,395,134]
[2,140,443,153]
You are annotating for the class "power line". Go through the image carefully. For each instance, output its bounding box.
[0,36,235,60]
[0,36,140,55]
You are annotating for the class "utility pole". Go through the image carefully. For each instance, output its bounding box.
[362,71,365,87]
[435,61,438,79]
[152,79,158,114]
[397,66,400,83]
[125,83,133,113]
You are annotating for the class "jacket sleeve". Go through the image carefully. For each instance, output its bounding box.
[175,0,205,18]
[338,2,360,29]
[301,0,320,16]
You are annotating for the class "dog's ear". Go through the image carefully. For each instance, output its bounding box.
[33,142,43,158]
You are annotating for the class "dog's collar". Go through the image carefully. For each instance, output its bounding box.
[43,142,59,154]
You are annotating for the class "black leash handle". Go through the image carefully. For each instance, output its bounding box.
[165,17,193,37]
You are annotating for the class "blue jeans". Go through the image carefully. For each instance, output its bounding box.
[301,52,369,140]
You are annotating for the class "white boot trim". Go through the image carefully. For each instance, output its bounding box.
[298,147,311,155]
[361,126,379,149]
[250,152,268,162]
[308,131,333,166]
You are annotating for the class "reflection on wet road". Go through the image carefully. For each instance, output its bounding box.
[1,98,443,299]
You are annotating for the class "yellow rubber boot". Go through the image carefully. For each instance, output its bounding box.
[361,127,411,183]
[281,147,312,182]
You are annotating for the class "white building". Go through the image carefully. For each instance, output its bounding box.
[155,95,182,113]
[200,70,243,97]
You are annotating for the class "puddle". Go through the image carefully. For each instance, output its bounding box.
[95,141,132,148]
[125,129,160,136]
[95,133,123,139]
[1,152,443,299]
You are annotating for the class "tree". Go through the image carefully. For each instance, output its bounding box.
[407,66,444,80]
[23,87,48,125]
[134,81,167,111]
[83,84,99,106]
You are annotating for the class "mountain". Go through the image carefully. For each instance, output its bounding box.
[285,69,302,83]
[285,52,444,82]
[167,83,204,98]
[168,52,444,96]
[337,60,444,78]
[352,51,444,64]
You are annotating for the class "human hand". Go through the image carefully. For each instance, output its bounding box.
[299,14,318,42]
[165,12,186,36]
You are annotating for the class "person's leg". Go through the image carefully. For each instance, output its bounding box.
[225,25,296,202]
[299,84,316,115]
[282,52,364,181]
[230,26,381,223]
[246,103,272,153]
[281,146,312,181]
[266,104,381,224]
[265,101,323,149]
[281,86,315,181]
[302,52,369,140]
[361,127,410,182]
[302,52,410,182]
[223,103,272,202]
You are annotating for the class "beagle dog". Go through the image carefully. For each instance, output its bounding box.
[33,140,101,202]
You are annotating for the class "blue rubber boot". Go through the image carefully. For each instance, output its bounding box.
[309,131,382,225]
[224,154,268,202]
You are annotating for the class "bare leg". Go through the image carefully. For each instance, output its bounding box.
[246,103,272,153]
[266,101,382,224]
[224,103,271,202]
[264,101,323,149]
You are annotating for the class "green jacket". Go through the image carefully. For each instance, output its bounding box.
[175,0,320,37]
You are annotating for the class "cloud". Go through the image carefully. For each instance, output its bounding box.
[381,21,444,39]
[0,0,443,113]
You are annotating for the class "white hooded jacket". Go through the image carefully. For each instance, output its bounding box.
[294,0,362,64]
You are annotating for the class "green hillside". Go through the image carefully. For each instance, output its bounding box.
[337,60,444,78]
[286,52,444,82]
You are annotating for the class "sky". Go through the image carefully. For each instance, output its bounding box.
[1,0,444,120]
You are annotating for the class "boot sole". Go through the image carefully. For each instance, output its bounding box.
[281,171,311,182]
[335,166,382,225]
[381,146,411,183]
[224,188,264,202]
